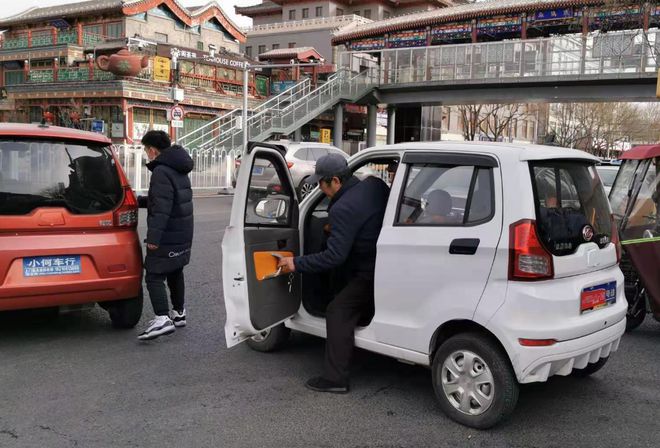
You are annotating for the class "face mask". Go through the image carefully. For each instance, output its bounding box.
[142,150,151,162]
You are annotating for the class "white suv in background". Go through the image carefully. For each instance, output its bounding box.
[223,141,627,429]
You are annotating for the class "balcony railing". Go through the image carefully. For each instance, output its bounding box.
[242,14,372,33]
[0,29,110,50]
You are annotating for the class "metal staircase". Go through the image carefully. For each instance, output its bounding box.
[177,68,378,153]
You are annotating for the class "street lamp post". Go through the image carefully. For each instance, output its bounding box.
[241,60,324,152]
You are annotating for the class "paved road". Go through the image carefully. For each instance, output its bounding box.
[1,197,659,448]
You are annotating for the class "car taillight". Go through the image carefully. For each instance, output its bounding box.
[113,186,138,227]
[287,162,294,169]
[509,219,554,281]
[611,214,621,263]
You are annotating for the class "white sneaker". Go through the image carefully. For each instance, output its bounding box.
[170,309,186,328]
[138,315,175,340]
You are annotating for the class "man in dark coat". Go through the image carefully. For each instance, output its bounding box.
[137,130,194,341]
[278,154,390,393]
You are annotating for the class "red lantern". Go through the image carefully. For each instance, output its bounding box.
[43,111,54,123]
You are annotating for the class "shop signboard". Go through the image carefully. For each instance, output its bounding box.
[157,44,248,70]
[532,8,573,22]
[320,128,332,144]
[255,76,269,96]
[91,119,104,134]
[153,56,171,82]
[271,81,296,94]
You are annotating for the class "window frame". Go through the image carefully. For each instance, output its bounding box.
[289,10,296,20]
[302,8,309,19]
[394,153,497,228]
[316,6,323,17]
[243,153,296,228]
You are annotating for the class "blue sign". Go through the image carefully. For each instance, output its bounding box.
[23,256,81,277]
[534,8,573,22]
[91,120,104,134]
[271,81,296,95]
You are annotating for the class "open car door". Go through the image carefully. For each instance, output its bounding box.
[222,142,301,347]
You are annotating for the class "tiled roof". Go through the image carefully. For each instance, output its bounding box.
[333,0,601,43]
[0,0,125,26]
[258,46,320,59]
[0,0,243,38]
[235,1,282,16]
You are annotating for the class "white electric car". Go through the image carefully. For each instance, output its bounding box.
[222,141,627,429]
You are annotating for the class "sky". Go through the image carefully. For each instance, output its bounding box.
[0,0,255,27]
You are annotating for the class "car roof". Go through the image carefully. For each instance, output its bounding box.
[619,144,660,160]
[359,141,600,162]
[0,123,112,144]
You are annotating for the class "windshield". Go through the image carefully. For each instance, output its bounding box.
[531,161,612,256]
[0,139,122,215]
[611,158,660,242]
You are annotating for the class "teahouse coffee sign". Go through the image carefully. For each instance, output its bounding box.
[157,45,248,70]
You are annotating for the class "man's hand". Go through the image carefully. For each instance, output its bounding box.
[147,243,159,251]
[277,257,296,273]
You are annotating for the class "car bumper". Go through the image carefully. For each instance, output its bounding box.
[0,231,142,311]
[515,317,625,383]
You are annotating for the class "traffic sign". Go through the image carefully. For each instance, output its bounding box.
[170,105,184,122]
[171,120,184,128]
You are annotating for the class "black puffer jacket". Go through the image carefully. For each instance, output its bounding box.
[294,176,389,280]
[140,145,194,274]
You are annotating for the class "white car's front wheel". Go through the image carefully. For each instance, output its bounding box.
[432,333,519,429]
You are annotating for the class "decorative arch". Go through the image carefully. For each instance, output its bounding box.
[122,0,246,42]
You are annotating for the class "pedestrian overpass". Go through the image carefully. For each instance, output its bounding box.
[116,29,660,192]
[178,29,660,154]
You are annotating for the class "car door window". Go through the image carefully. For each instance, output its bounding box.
[310,147,329,160]
[397,164,494,226]
[293,148,311,161]
[244,155,294,227]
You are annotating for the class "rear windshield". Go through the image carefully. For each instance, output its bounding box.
[0,139,122,215]
[531,161,612,256]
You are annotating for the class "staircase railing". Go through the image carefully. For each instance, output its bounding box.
[178,67,378,154]
[177,77,312,150]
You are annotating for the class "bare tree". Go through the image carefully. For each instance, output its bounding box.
[457,104,483,141]
[550,103,585,148]
[479,104,529,142]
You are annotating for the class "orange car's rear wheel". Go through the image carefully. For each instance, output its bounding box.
[105,288,144,329]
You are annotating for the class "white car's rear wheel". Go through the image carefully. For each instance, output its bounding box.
[246,323,291,352]
[432,333,518,429]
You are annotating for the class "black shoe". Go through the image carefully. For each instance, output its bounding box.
[305,376,349,394]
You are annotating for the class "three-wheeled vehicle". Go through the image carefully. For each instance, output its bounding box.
[609,144,660,330]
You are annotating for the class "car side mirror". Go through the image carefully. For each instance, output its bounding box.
[254,197,288,221]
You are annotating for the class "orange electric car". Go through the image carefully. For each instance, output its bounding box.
[0,123,143,327]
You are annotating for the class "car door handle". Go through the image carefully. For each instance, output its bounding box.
[449,238,480,255]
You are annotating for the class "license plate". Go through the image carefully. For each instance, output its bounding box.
[581,281,616,314]
[23,256,81,277]
[252,166,264,176]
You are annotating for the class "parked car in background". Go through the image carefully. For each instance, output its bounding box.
[234,141,376,199]
[0,124,143,328]
[596,163,620,195]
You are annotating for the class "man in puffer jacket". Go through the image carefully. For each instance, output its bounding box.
[137,130,194,341]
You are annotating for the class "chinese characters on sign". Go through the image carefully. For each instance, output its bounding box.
[153,56,171,82]
[23,256,82,277]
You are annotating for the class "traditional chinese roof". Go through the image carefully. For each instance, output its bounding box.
[235,1,282,17]
[332,0,603,43]
[257,46,323,61]
[0,0,246,42]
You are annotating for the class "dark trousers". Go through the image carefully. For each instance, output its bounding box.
[145,268,185,316]
[323,276,375,385]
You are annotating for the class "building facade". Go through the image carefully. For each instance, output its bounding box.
[237,0,461,62]
[0,0,264,145]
